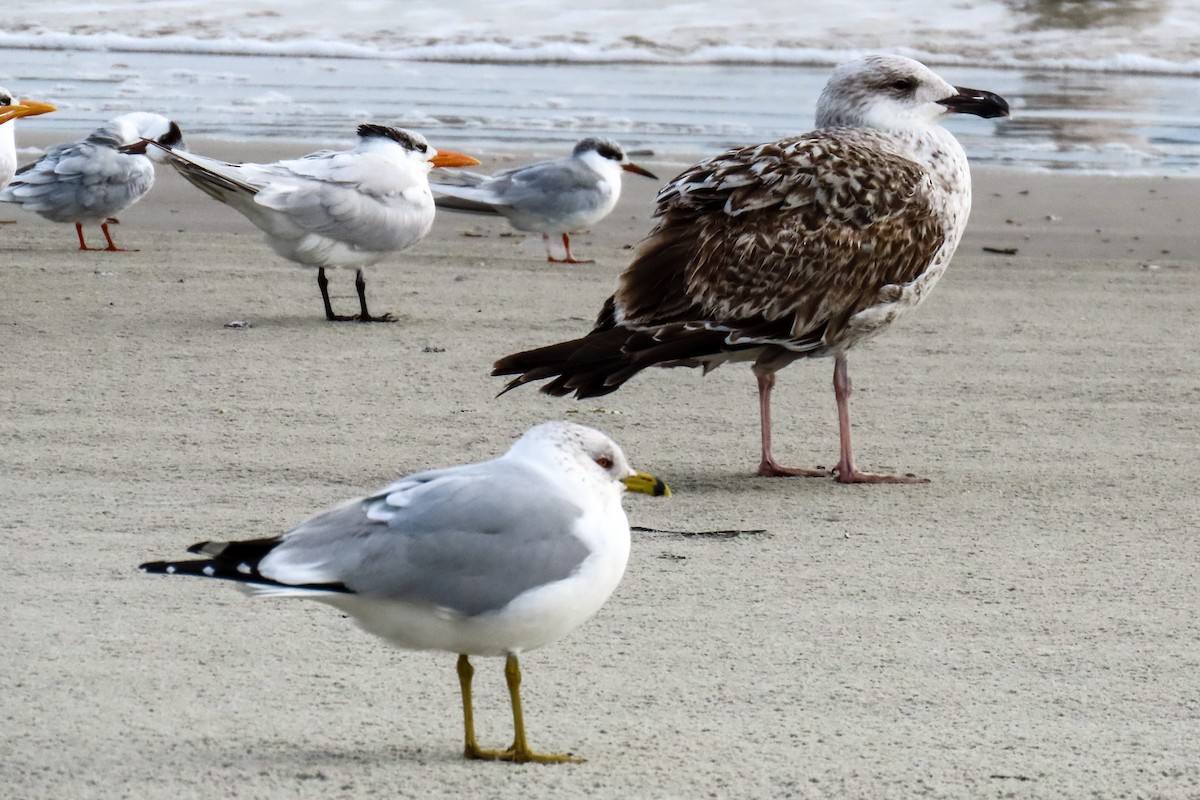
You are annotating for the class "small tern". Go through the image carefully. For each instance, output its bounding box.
[0,112,183,251]
[431,137,658,264]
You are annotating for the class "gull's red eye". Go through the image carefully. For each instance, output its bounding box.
[595,455,613,469]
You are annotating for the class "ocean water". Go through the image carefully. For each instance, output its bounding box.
[2,1,1199,174]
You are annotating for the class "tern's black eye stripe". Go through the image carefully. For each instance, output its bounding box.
[596,143,623,161]
[357,123,426,152]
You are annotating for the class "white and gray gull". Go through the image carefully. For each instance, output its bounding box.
[430,137,658,264]
[0,112,183,251]
[140,421,670,763]
[152,125,479,322]
[494,56,1009,483]
[0,88,57,194]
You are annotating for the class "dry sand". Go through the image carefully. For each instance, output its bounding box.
[2,138,1199,799]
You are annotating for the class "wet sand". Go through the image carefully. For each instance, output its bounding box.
[3,141,1199,799]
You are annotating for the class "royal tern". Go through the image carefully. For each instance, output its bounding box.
[494,56,1009,483]
[0,112,183,251]
[154,125,479,323]
[431,137,658,264]
[140,421,669,763]
[0,88,57,196]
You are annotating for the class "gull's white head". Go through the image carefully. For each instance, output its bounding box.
[507,421,670,498]
[815,55,1010,133]
[354,124,479,172]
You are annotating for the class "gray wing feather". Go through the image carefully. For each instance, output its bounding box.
[1,141,154,219]
[266,461,589,617]
[431,160,601,221]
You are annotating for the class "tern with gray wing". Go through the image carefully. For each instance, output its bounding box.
[432,137,658,264]
[0,112,183,251]
[153,125,479,322]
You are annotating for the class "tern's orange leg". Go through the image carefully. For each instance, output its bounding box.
[75,222,95,251]
[99,218,135,252]
[544,233,593,265]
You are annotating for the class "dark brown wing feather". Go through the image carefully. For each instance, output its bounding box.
[494,129,946,398]
[620,130,945,337]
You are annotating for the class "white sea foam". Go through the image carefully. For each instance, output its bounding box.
[3,2,1199,174]
[2,0,1200,75]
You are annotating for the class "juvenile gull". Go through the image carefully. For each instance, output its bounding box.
[0,112,183,251]
[152,125,478,322]
[431,137,658,263]
[139,421,669,763]
[494,56,1009,483]
[0,88,57,194]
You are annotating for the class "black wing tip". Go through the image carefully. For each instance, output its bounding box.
[137,557,353,594]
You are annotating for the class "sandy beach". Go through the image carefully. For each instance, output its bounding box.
[2,137,1198,799]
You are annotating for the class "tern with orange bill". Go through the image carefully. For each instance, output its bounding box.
[153,125,479,322]
[1,89,58,200]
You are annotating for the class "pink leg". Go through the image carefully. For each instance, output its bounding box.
[100,218,134,252]
[754,370,828,478]
[831,355,928,484]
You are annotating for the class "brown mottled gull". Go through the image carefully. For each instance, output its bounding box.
[494,55,1009,483]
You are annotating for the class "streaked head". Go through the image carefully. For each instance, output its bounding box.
[356,124,479,170]
[816,55,1009,131]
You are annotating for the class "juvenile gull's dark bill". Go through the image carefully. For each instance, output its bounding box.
[152,125,479,323]
[0,112,183,251]
[139,421,669,764]
[494,55,1009,483]
[431,137,658,264]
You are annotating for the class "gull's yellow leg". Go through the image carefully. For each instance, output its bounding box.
[458,654,509,760]
[501,653,585,764]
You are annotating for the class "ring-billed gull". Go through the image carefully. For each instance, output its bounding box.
[0,112,183,251]
[139,421,669,763]
[0,89,57,193]
[494,55,1009,483]
[150,125,479,323]
[431,137,658,264]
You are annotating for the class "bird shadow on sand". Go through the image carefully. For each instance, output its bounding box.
[203,739,468,772]
[204,312,410,331]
